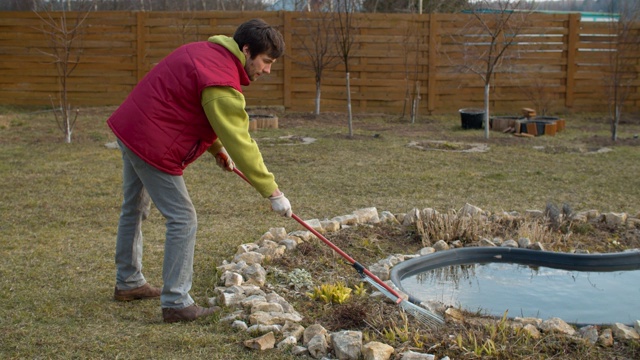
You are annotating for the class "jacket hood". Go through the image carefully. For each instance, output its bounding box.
[208,35,245,66]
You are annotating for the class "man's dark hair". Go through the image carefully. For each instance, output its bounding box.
[233,19,285,60]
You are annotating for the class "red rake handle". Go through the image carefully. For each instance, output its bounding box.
[232,167,403,304]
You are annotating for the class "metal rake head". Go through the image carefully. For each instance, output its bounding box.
[399,299,445,330]
[362,276,444,330]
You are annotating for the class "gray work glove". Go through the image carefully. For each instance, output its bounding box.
[269,193,292,217]
[214,147,235,172]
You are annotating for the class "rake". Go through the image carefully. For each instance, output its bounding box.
[232,168,444,329]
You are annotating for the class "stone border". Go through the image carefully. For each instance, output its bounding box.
[210,205,640,360]
[407,140,489,153]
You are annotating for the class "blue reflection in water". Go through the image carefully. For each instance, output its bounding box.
[402,262,640,325]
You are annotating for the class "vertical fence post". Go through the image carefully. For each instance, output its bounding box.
[427,13,438,115]
[282,11,292,110]
[565,13,580,109]
[136,11,147,82]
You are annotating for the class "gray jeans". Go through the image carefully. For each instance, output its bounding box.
[115,140,196,309]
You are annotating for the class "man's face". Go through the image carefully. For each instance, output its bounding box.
[242,45,275,81]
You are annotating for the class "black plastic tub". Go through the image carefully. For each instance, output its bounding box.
[459,108,485,129]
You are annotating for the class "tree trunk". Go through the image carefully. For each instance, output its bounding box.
[612,105,620,141]
[315,79,321,115]
[411,80,420,124]
[484,83,491,139]
[346,72,353,138]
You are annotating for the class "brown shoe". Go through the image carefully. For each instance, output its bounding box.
[162,304,220,323]
[114,283,161,301]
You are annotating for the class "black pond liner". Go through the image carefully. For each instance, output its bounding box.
[391,247,640,323]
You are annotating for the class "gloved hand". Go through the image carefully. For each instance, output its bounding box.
[269,192,292,217]
[214,148,235,172]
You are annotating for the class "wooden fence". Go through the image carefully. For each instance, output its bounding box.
[1,10,638,115]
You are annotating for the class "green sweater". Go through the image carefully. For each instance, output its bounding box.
[202,35,278,198]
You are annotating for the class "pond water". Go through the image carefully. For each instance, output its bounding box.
[401,262,640,325]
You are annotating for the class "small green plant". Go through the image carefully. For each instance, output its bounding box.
[307,282,352,304]
[381,312,411,344]
[353,282,367,297]
[382,327,398,343]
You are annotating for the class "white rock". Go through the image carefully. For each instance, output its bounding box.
[247,324,282,335]
[219,292,246,307]
[353,207,380,224]
[331,331,362,360]
[612,322,640,340]
[598,328,614,347]
[243,331,275,351]
[459,203,483,217]
[231,320,248,331]
[517,237,531,248]
[236,243,259,255]
[223,272,243,287]
[432,240,449,251]
[251,301,284,314]
[579,325,598,344]
[279,238,298,251]
[277,335,298,350]
[283,321,305,340]
[289,230,314,241]
[331,214,359,226]
[302,218,324,232]
[540,317,575,336]
[269,227,288,241]
[501,239,519,248]
[478,238,496,247]
[402,208,421,226]
[307,334,329,359]
[291,345,309,356]
[418,247,435,256]
[522,324,541,339]
[362,341,394,360]
[525,210,544,218]
[249,311,303,325]
[320,220,341,232]
[603,212,628,226]
[400,350,435,360]
[304,324,328,345]
[233,251,264,265]
[379,211,399,224]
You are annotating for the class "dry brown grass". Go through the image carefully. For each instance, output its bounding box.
[1,106,639,359]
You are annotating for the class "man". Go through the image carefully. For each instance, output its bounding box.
[107,19,292,323]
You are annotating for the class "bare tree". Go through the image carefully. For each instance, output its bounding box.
[34,1,94,143]
[293,8,339,115]
[519,66,557,116]
[334,0,358,137]
[362,0,469,13]
[451,0,534,139]
[171,11,200,45]
[604,0,640,141]
[399,16,424,123]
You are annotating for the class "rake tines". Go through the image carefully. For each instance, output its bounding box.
[362,275,444,330]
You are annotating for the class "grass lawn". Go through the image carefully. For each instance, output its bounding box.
[1,106,639,359]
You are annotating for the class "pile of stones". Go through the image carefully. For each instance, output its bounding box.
[208,205,640,360]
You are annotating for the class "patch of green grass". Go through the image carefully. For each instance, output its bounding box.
[1,107,639,359]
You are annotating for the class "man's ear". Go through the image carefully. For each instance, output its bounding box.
[242,45,251,58]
